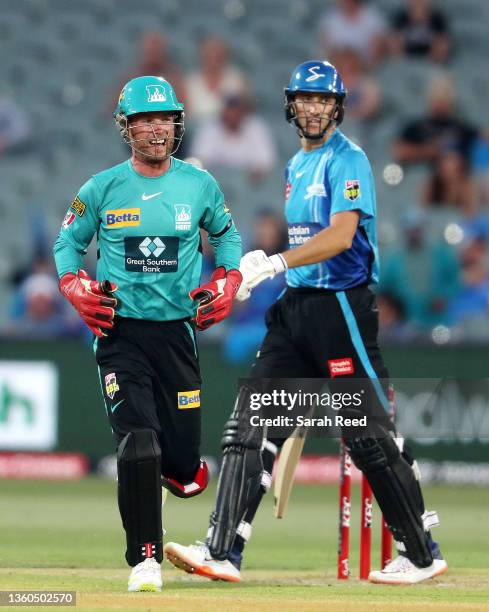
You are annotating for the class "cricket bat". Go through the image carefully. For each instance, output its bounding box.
[273,425,308,519]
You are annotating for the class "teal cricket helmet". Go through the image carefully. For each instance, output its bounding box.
[114,75,184,117]
[114,75,185,158]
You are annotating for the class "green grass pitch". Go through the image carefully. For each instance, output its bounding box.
[0,478,488,611]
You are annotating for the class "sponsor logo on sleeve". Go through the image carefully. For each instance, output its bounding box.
[174,204,191,230]
[62,210,76,229]
[106,208,141,228]
[178,390,201,409]
[328,358,354,378]
[105,373,120,399]
[124,236,179,273]
[285,182,292,199]
[70,195,86,217]
[343,180,360,201]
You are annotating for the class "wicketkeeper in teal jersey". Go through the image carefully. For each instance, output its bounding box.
[53,76,242,592]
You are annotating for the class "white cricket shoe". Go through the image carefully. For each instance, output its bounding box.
[164,541,241,582]
[127,558,162,592]
[369,555,448,584]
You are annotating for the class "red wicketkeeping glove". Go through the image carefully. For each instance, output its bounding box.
[59,269,117,338]
[189,266,242,330]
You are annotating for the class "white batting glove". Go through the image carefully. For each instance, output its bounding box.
[236,250,287,301]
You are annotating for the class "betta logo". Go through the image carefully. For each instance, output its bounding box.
[178,390,200,409]
[106,208,140,228]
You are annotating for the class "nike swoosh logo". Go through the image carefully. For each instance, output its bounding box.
[111,399,125,413]
[296,171,306,178]
[141,192,162,201]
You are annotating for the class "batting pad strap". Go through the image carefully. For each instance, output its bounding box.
[422,510,440,531]
[262,439,278,456]
[236,520,252,542]
[261,470,272,491]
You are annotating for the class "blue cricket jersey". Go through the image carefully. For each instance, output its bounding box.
[285,129,379,290]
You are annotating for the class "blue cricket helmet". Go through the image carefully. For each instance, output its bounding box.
[284,60,347,136]
[285,60,347,97]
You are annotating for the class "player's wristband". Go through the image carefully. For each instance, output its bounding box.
[269,253,287,274]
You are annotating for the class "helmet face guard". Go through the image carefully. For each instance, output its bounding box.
[115,111,185,159]
[114,76,185,159]
[284,61,347,140]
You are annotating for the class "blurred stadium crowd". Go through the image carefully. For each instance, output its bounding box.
[1,0,489,360]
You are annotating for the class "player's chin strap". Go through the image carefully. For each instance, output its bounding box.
[114,112,185,159]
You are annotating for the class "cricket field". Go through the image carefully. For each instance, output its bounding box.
[0,478,488,611]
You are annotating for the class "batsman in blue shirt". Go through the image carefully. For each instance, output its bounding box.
[165,61,447,585]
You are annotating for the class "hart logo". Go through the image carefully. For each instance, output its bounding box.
[328,358,354,378]
[139,237,165,257]
[125,236,179,273]
[174,204,191,230]
[178,390,200,409]
[146,84,166,103]
[106,208,140,228]
[105,373,119,400]
[344,179,360,201]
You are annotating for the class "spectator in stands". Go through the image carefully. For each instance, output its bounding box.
[185,35,247,122]
[190,92,277,181]
[319,0,387,66]
[390,0,451,63]
[377,292,419,342]
[3,272,84,338]
[330,47,381,122]
[393,75,477,167]
[112,31,186,112]
[422,148,477,215]
[223,210,287,363]
[0,95,31,156]
[447,233,489,328]
[378,209,460,328]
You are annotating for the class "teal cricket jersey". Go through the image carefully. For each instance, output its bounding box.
[53,157,241,321]
[285,129,379,290]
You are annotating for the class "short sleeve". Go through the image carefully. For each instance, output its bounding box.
[329,150,375,220]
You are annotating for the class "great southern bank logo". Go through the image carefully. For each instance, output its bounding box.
[139,237,166,257]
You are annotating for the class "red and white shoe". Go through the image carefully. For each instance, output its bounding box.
[164,541,241,582]
[369,555,448,584]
